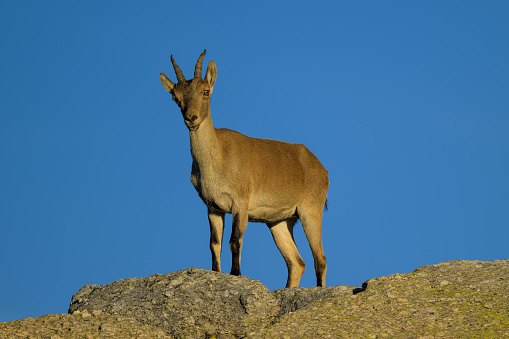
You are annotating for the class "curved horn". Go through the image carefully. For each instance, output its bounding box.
[171,55,186,83]
[194,49,207,79]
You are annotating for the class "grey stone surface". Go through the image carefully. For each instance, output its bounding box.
[251,260,509,338]
[69,267,280,338]
[3,260,507,338]
[273,285,357,318]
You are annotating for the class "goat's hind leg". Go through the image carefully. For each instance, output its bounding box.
[299,206,327,287]
[208,210,225,272]
[267,218,306,288]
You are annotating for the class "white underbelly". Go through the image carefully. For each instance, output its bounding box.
[248,205,297,223]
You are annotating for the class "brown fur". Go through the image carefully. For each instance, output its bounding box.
[160,50,329,287]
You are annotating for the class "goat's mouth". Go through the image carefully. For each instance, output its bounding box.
[187,123,200,131]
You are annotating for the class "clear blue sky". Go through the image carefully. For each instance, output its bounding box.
[1,1,508,322]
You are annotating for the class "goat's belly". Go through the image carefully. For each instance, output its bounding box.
[248,206,297,223]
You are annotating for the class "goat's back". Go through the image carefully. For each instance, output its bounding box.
[215,128,329,203]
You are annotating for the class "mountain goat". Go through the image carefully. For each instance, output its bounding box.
[160,50,329,287]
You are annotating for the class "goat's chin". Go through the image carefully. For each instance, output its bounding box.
[187,124,200,131]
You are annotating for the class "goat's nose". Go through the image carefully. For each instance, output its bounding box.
[190,115,198,122]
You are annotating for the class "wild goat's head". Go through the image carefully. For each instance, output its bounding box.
[160,50,217,131]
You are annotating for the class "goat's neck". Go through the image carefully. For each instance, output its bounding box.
[189,110,220,168]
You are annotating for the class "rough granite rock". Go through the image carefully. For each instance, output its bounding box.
[273,285,356,318]
[68,267,280,338]
[0,311,171,338]
[251,259,509,338]
[1,260,508,338]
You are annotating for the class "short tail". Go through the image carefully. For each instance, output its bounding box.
[324,199,328,211]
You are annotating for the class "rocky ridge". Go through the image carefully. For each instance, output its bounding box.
[1,260,508,338]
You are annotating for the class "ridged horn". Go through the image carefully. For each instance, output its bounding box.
[171,55,186,83]
[194,49,207,79]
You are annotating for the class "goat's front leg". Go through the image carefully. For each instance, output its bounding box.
[229,205,249,276]
[208,210,225,272]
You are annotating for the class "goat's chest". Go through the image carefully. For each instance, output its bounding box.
[190,165,233,213]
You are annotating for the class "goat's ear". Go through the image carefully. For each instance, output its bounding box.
[205,61,217,93]
[160,72,175,93]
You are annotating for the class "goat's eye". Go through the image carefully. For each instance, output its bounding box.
[204,90,210,96]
